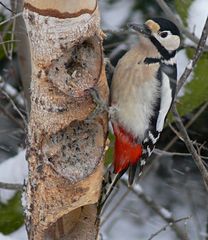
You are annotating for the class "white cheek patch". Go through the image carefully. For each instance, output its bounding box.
[162,35,180,51]
[153,34,180,51]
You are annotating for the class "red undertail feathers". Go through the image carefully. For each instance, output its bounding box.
[113,124,142,174]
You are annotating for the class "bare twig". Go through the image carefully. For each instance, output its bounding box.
[7,0,17,60]
[101,187,129,226]
[122,179,189,240]
[154,148,208,160]
[147,216,191,240]
[0,12,22,27]
[166,17,208,192]
[157,102,208,158]
[172,105,208,191]
[0,88,27,126]
[0,39,19,45]
[176,16,208,94]
[0,2,15,13]
[103,28,129,36]
[156,0,208,50]
[0,79,25,107]
[168,122,184,141]
[0,32,9,58]
[185,187,202,239]
[102,179,189,240]
[0,105,24,129]
[0,181,23,190]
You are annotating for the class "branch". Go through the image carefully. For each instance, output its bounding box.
[165,17,208,192]
[154,148,208,160]
[176,16,208,94]
[147,216,190,240]
[172,105,208,191]
[0,88,27,126]
[0,12,22,26]
[122,179,188,240]
[103,28,129,36]
[0,2,16,13]
[0,105,24,129]
[156,0,208,50]
[0,181,23,190]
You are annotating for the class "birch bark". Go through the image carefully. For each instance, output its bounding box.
[22,1,108,239]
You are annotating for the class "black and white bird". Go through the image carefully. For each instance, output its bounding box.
[109,17,181,185]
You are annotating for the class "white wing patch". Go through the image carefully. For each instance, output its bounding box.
[156,72,172,132]
[148,131,160,144]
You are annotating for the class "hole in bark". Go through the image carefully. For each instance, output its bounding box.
[48,35,102,98]
[42,120,104,183]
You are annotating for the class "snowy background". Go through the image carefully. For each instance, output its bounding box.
[0,0,208,239]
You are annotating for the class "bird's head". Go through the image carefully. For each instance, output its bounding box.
[128,18,180,58]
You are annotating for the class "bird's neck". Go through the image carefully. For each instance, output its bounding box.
[138,36,176,65]
[149,35,176,60]
[139,36,160,58]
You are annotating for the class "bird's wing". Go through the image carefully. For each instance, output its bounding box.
[138,63,177,174]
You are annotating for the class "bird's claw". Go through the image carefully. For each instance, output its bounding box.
[85,87,109,123]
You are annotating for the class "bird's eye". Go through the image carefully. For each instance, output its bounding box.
[160,31,168,38]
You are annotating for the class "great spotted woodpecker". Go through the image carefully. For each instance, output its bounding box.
[109,18,181,186]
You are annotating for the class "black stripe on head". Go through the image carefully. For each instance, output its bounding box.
[149,36,176,60]
[151,18,180,36]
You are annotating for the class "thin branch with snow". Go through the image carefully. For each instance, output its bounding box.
[172,105,208,191]
[176,16,208,94]
[156,0,208,50]
[0,2,15,13]
[122,180,189,240]
[0,12,22,26]
[166,17,208,192]
[0,88,27,126]
[154,148,208,160]
[147,216,190,240]
[0,181,23,190]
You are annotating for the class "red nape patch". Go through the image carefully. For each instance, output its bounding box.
[113,124,142,173]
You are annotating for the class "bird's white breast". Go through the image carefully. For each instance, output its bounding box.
[110,41,162,141]
[113,78,159,141]
[111,61,160,141]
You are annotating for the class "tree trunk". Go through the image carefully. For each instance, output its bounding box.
[22,1,108,239]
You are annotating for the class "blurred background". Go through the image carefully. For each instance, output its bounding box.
[0,0,208,239]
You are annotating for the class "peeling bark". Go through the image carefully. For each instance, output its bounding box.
[23,0,108,239]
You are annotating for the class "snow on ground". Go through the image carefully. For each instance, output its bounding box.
[0,150,27,203]
[9,226,27,240]
[0,226,27,240]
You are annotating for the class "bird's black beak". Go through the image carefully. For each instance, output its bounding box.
[128,23,151,37]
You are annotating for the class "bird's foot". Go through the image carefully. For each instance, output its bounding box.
[85,87,109,123]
